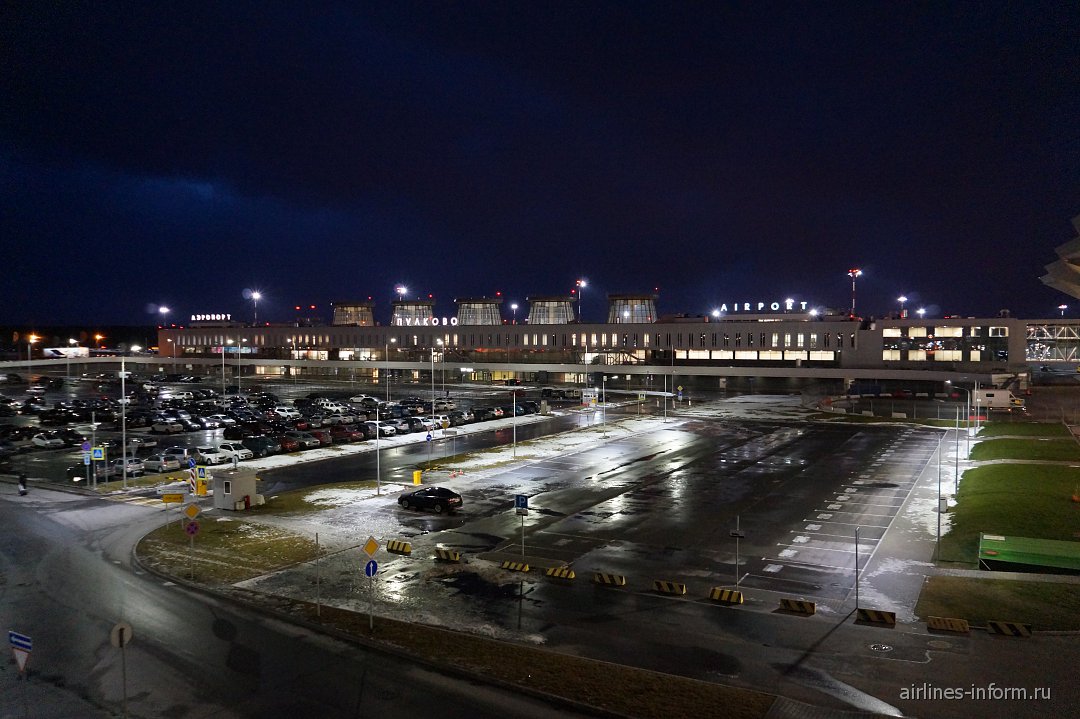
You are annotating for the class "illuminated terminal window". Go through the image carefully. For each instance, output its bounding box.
[909,327,928,338]
[908,349,927,361]
[989,326,1009,337]
[883,328,902,337]
[936,350,963,361]
[759,350,782,360]
[935,326,963,338]
[883,350,901,361]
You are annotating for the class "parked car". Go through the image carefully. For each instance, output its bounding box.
[404,417,428,433]
[144,454,182,473]
[216,442,254,462]
[193,446,228,465]
[277,434,301,452]
[223,425,256,440]
[329,425,362,443]
[398,486,463,514]
[283,431,320,449]
[111,457,146,476]
[152,419,184,434]
[31,433,65,448]
[241,435,281,457]
[363,421,395,437]
[206,414,236,427]
[308,429,334,446]
[272,406,301,420]
[384,418,411,434]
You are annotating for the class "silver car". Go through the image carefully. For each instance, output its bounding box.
[144,454,181,473]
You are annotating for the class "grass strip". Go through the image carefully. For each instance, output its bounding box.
[977,422,1071,438]
[938,464,1080,566]
[969,438,1080,462]
[136,517,319,584]
[916,576,1080,630]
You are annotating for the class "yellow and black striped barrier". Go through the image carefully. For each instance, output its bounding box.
[501,561,530,573]
[434,548,461,563]
[545,566,575,580]
[708,587,744,604]
[652,579,687,595]
[778,598,816,616]
[987,620,1031,637]
[927,616,970,634]
[386,539,412,556]
[593,572,627,587]
[856,608,897,627]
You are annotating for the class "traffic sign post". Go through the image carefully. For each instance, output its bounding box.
[185,519,199,580]
[731,515,744,588]
[110,623,133,718]
[9,630,31,673]
[515,495,529,559]
[364,558,379,632]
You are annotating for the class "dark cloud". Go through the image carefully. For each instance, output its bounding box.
[2,2,1078,325]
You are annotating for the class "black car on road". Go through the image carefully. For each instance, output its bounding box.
[398,487,462,514]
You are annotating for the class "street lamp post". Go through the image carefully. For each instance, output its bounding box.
[27,334,38,379]
[121,345,141,490]
[251,291,261,324]
[897,295,907,318]
[375,404,381,496]
[576,278,586,322]
[223,338,232,402]
[847,268,862,314]
[67,338,77,380]
[511,303,518,325]
[1059,304,1068,317]
[385,338,396,403]
[601,375,608,437]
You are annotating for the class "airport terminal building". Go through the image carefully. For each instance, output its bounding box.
[159,295,1077,393]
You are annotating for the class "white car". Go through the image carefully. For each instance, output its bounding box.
[207,414,236,427]
[272,406,301,420]
[193,446,227,465]
[152,420,184,434]
[216,442,254,462]
[31,433,65,448]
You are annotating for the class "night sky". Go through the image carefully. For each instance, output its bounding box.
[3,2,1078,327]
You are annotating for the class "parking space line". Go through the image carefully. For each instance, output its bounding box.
[775,543,862,554]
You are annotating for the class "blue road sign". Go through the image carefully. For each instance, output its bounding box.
[83,455,91,466]
[515,494,528,510]
[364,559,378,577]
[8,631,32,652]
[425,432,432,442]
[187,457,197,468]
[81,441,91,451]
[92,447,105,461]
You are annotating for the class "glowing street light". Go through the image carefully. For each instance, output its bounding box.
[711,309,721,319]
[847,268,863,314]
[251,291,261,324]
[897,296,908,317]
[917,307,926,318]
[510,303,518,324]
[1059,304,1068,317]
